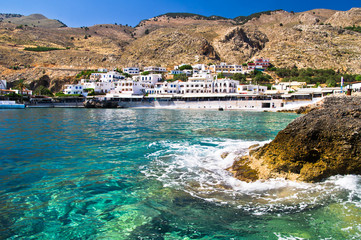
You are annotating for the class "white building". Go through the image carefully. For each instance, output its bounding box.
[123,67,140,75]
[109,74,163,96]
[209,63,243,74]
[273,82,307,91]
[143,66,167,73]
[97,68,108,73]
[170,70,184,75]
[99,71,125,83]
[81,79,113,94]
[213,79,239,93]
[351,83,361,92]
[80,71,126,94]
[90,73,102,81]
[63,83,85,96]
[144,71,239,95]
[237,85,267,94]
[192,64,207,71]
[112,79,144,95]
[135,74,162,85]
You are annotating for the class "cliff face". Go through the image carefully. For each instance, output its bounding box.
[0,8,361,87]
[230,96,361,183]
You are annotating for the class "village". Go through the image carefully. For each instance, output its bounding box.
[1,58,361,110]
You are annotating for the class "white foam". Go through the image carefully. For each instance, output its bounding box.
[143,138,361,214]
[333,175,360,191]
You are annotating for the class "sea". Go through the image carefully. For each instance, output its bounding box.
[0,108,360,239]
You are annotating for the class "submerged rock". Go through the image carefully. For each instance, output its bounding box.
[230,96,361,182]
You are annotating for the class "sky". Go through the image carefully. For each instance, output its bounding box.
[1,0,360,27]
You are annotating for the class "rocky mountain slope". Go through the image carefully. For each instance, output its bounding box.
[0,9,360,91]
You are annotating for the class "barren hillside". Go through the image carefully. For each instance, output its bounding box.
[0,9,360,91]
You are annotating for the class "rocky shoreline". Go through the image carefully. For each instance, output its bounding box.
[229,95,361,182]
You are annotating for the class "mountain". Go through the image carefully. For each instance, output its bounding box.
[0,9,360,91]
[0,13,66,28]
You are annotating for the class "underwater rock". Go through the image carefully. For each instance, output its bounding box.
[230,96,361,182]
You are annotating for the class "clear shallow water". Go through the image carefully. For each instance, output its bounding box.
[0,108,360,239]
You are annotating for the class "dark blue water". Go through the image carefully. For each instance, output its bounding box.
[1,108,360,239]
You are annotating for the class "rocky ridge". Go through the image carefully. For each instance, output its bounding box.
[229,96,361,183]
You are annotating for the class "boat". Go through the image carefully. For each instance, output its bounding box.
[0,100,25,109]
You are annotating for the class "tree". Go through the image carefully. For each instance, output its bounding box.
[179,64,193,70]
[34,86,53,96]
[217,72,225,79]
[232,73,246,83]
[15,79,26,103]
[326,79,337,87]
[173,73,188,81]
[254,73,272,83]
[141,71,150,75]
[123,73,132,78]
[356,75,361,82]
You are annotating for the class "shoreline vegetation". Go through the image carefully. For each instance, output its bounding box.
[228,95,361,183]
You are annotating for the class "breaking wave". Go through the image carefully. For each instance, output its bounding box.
[143,138,361,215]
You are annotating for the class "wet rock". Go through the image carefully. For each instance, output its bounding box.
[84,99,119,108]
[220,152,229,159]
[230,96,361,182]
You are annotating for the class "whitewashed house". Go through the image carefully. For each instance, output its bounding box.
[123,67,140,75]
[108,74,163,96]
[112,79,144,95]
[210,63,243,74]
[100,71,125,83]
[237,85,267,94]
[63,83,86,96]
[81,71,126,93]
[273,82,307,91]
[143,66,167,73]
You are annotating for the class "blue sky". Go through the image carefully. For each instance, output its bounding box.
[1,0,360,27]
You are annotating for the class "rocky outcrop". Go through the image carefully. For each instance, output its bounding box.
[220,27,268,51]
[84,99,119,108]
[230,96,361,182]
[214,27,268,62]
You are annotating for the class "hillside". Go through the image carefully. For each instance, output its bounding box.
[0,9,360,91]
[1,13,66,28]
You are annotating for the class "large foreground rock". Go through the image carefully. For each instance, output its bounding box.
[230,96,361,182]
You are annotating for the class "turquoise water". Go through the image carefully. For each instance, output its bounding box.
[1,108,361,239]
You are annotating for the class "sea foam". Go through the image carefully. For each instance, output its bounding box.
[143,138,361,214]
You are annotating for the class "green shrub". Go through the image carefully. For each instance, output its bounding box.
[55,92,82,97]
[34,86,53,96]
[344,26,361,33]
[179,64,193,70]
[76,70,97,79]
[24,46,64,52]
[173,73,188,81]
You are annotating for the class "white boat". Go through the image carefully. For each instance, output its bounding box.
[0,100,25,109]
